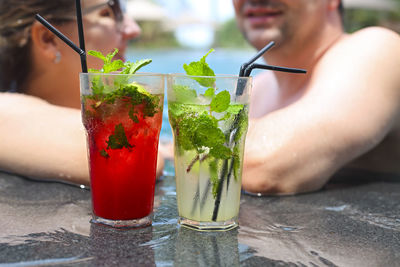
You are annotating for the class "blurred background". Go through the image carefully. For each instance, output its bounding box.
[126,0,400,74]
[123,0,400,142]
[127,0,400,51]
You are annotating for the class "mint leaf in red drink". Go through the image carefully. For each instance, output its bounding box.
[129,108,140,123]
[121,59,152,75]
[88,48,123,73]
[84,49,160,159]
[106,123,133,150]
[100,149,110,158]
[87,50,106,62]
[86,49,158,118]
[103,59,124,73]
[105,48,119,63]
[88,49,151,74]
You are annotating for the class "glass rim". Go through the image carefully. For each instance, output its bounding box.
[79,72,165,77]
[167,73,252,79]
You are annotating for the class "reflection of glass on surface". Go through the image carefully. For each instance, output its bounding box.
[89,224,155,266]
[174,227,240,266]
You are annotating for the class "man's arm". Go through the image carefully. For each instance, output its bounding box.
[243,27,400,194]
[249,71,279,118]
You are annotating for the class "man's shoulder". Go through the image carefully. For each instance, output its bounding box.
[348,26,399,43]
[339,27,400,52]
[308,26,400,104]
[317,27,400,72]
[253,70,277,84]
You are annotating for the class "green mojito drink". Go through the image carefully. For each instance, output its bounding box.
[167,50,252,230]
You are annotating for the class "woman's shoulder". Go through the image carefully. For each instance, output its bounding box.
[0,92,48,107]
[0,92,67,118]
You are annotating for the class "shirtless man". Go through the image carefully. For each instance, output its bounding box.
[233,0,400,194]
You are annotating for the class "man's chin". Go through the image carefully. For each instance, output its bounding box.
[245,30,282,50]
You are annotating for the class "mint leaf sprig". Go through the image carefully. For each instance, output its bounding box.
[168,88,243,162]
[87,48,152,94]
[84,49,159,159]
[121,59,152,75]
[183,49,215,87]
[169,85,241,118]
[88,48,152,74]
[88,49,123,73]
[85,48,158,115]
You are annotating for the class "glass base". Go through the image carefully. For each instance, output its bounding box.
[91,214,152,229]
[179,217,238,231]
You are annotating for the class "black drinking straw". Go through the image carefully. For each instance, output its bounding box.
[239,41,275,77]
[75,0,87,73]
[211,41,307,222]
[244,63,307,77]
[35,13,87,73]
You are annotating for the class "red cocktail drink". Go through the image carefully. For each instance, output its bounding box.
[84,100,162,220]
[80,73,164,228]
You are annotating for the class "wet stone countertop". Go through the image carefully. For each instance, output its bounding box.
[0,165,399,267]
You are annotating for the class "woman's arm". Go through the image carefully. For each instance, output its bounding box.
[0,93,165,185]
[0,93,90,185]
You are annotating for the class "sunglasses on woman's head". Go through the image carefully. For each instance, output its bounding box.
[24,0,127,32]
[83,0,126,30]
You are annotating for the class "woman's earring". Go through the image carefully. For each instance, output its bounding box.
[54,51,61,64]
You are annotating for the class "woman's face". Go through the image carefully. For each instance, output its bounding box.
[51,0,140,108]
[82,0,141,68]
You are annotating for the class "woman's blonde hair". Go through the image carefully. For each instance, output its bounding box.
[0,0,77,92]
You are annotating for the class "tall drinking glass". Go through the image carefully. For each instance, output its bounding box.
[80,73,164,228]
[167,74,251,231]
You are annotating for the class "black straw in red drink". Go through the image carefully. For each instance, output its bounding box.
[75,0,88,73]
